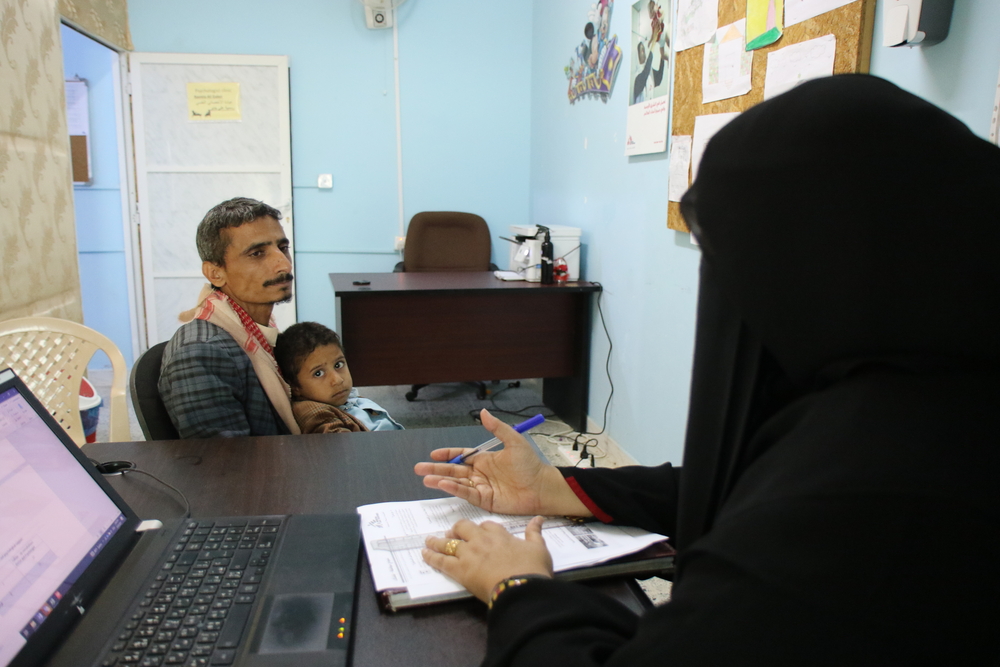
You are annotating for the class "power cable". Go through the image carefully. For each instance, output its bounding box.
[573,283,613,449]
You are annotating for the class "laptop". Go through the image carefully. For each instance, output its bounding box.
[0,368,361,667]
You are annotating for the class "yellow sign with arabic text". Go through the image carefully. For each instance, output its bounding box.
[187,82,242,121]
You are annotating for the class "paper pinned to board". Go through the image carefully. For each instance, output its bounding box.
[65,80,89,136]
[702,20,753,104]
[691,112,740,179]
[785,0,858,27]
[668,135,693,202]
[358,497,668,600]
[746,0,784,50]
[675,0,719,52]
[763,34,837,100]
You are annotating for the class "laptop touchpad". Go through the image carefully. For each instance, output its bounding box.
[257,593,333,653]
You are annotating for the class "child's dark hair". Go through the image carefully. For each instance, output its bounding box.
[275,322,344,386]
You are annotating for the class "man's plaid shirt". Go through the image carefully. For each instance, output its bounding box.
[159,319,291,438]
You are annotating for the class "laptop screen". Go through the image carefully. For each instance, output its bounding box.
[0,379,127,667]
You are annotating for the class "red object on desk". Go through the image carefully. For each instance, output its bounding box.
[553,258,569,283]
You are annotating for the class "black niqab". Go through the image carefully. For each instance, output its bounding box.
[487,76,1000,665]
[676,74,1000,549]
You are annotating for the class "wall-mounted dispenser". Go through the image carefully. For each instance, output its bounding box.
[883,0,955,47]
[358,0,409,30]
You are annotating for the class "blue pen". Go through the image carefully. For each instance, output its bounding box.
[448,414,546,464]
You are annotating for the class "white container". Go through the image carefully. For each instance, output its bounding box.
[508,225,582,282]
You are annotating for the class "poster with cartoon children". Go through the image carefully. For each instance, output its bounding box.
[564,0,623,104]
[625,0,672,156]
[630,0,672,104]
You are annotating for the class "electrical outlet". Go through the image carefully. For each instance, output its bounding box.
[557,445,594,468]
[317,174,333,189]
[394,236,406,251]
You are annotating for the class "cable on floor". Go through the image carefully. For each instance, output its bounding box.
[459,282,615,464]
[467,381,556,423]
[571,282,613,451]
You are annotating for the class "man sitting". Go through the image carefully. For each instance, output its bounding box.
[159,197,300,438]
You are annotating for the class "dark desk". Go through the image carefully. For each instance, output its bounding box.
[82,429,648,667]
[330,272,602,432]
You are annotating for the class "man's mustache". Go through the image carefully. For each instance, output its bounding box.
[263,273,294,287]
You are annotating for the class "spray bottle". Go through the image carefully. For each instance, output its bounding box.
[540,228,554,284]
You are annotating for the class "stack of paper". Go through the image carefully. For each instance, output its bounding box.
[358,497,669,603]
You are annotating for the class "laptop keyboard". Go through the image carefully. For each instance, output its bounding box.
[100,517,282,667]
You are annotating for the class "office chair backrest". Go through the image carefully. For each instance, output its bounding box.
[129,341,180,441]
[402,211,493,272]
[0,316,130,445]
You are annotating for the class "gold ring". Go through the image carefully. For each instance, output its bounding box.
[443,539,461,557]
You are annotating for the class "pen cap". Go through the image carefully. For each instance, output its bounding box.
[514,414,546,433]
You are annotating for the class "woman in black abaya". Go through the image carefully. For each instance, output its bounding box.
[415,75,1000,665]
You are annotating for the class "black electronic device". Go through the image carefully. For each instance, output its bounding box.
[0,367,362,667]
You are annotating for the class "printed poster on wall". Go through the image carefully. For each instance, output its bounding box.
[625,0,673,156]
[187,82,242,121]
[564,0,624,104]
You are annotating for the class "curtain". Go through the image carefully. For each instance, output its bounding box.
[0,0,83,322]
[58,0,132,51]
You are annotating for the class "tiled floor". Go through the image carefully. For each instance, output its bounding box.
[88,368,144,442]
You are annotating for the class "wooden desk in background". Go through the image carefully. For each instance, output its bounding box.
[329,272,602,432]
[81,429,649,667]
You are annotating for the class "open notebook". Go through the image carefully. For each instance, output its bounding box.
[358,497,674,611]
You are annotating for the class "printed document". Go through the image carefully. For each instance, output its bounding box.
[359,497,668,600]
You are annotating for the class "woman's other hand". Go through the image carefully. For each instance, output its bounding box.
[413,409,592,517]
[423,516,553,602]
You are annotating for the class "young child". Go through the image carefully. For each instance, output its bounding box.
[274,322,403,434]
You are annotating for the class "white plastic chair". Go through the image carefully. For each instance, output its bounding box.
[0,317,130,445]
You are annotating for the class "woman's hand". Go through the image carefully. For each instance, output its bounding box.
[413,409,592,517]
[423,516,553,602]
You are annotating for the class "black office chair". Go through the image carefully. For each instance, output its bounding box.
[129,341,180,440]
[394,211,498,401]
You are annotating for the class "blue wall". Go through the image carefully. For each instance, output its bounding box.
[124,0,1000,464]
[869,0,1000,140]
[523,0,1000,465]
[528,2,700,464]
[127,0,533,331]
[61,25,134,368]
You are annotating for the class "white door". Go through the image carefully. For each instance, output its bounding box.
[128,53,295,345]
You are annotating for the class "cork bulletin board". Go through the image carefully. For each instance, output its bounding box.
[667,0,877,232]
